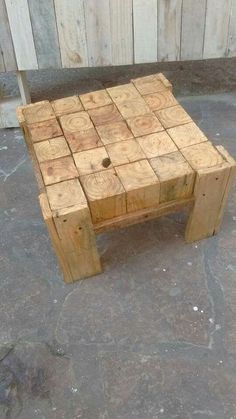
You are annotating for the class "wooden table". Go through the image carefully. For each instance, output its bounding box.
[17,73,236,282]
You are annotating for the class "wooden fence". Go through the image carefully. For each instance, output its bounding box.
[1,0,236,73]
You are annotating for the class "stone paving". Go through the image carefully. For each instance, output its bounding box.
[0,92,236,418]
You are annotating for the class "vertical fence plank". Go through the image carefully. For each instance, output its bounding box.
[203,0,231,59]
[181,0,206,60]
[54,0,88,68]
[85,0,112,66]
[5,0,38,70]
[0,0,17,71]
[157,0,183,61]
[110,0,133,65]
[228,0,236,57]
[133,0,157,64]
[28,0,61,69]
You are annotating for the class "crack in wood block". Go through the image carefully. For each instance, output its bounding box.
[46,178,87,212]
[115,160,160,212]
[80,89,112,110]
[150,151,195,203]
[181,141,225,171]
[52,96,83,117]
[33,137,71,162]
[40,156,78,186]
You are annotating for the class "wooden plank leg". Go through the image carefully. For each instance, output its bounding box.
[185,164,232,243]
[46,179,102,282]
[17,70,31,105]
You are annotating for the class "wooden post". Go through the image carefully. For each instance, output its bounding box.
[44,179,102,281]
[17,70,31,105]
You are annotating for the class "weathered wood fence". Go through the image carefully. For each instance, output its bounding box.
[1,0,236,73]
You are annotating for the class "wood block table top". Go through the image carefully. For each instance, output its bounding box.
[17,73,236,282]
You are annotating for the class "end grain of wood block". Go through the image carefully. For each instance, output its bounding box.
[80,169,126,223]
[27,119,63,143]
[74,146,112,176]
[167,122,208,149]
[126,113,164,137]
[150,151,195,203]
[143,90,178,111]
[88,104,123,126]
[106,139,145,166]
[155,105,192,129]
[66,128,103,153]
[116,98,150,119]
[137,131,177,159]
[115,160,160,212]
[181,142,225,171]
[80,89,112,110]
[96,121,133,145]
[131,74,169,95]
[60,111,93,134]
[107,83,140,104]
[40,156,78,186]
[34,137,71,163]
[52,96,83,117]
[46,178,87,212]
[23,101,55,124]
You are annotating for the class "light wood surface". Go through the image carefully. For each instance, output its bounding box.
[106,139,145,166]
[66,128,102,153]
[88,104,123,126]
[126,113,164,137]
[133,0,157,64]
[167,122,208,149]
[96,121,133,145]
[80,89,112,110]
[34,137,70,162]
[52,96,83,117]
[60,111,93,134]
[28,119,62,143]
[74,146,111,176]
[143,91,178,111]
[23,101,55,124]
[137,131,177,159]
[156,105,192,129]
[40,156,78,186]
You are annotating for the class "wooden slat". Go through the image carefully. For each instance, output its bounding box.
[228,0,236,57]
[28,0,61,69]
[94,197,194,234]
[110,0,133,65]
[157,0,182,61]
[203,0,231,59]
[54,0,88,68]
[84,0,112,66]
[0,0,16,72]
[5,0,38,70]
[133,0,157,63]
[181,0,207,60]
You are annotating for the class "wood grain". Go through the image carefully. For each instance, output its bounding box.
[40,156,78,186]
[0,0,16,71]
[74,146,111,175]
[52,96,83,117]
[137,131,177,158]
[181,0,206,60]
[157,0,182,61]
[28,119,62,143]
[167,122,208,149]
[106,139,145,166]
[126,113,164,137]
[155,105,192,129]
[34,137,70,163]
[133,0,157,63]
[80,89,112,110]
[96,121,133,145]
[110,0,133,65]
[88,104,123,126]
[181,142,225,170]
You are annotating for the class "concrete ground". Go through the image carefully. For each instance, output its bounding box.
[0,86,236,418]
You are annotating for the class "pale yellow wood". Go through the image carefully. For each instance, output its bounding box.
[74,146,111,175]
[185,164,231,242]
[94,197,194,234]
[214,145,236,233]
[116,98,150,119]
[23,101,55,124]
[96,121,133,145]
[52,96,83,116]
[40,156,78,186]
[66,128,103,152]
[88,104,123,126]
[46,179,101,280]
[167,122,208,149]
[80,169,126,223]
[107,83,140,104]
[60,111,93,134]
[126,113,164,137]
[39,193,73,283]
[150,151,195,203]
[27,118,62,143]
[34,137,70,162]
[137,131,177,158]
[181,141,224,170]
[80,89,112,110]
[155,105,192,129]
[131,74,170,95]
[143,90,178,111]
[46,178,87,212]
[115,160,160,212]
[106,139,145,166]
